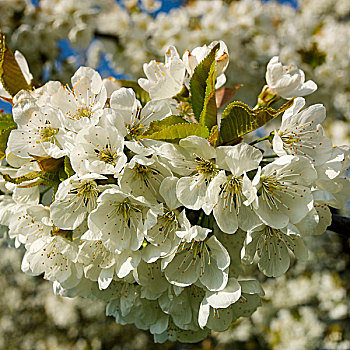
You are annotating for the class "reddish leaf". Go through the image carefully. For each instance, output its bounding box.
[216,85,243,109]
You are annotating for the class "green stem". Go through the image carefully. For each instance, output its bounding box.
[208,215,214,230]
[260,161,273,166]
[197,211,204,226]
[253,103,263,110]
[263,154,278,159]
[249,134,271,146]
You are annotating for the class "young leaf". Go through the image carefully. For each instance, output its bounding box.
[190,43,220,121]
[0,113,16,160]
[118,79,150,106]
[0,34,31,97]
[142,115,188,136]
[30,155,65,172]
[218,99,295,145]
[199,60,217,130]
[143,123,209,143]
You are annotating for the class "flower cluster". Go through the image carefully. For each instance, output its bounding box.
[0,39,349,343]
[0,230,348,349]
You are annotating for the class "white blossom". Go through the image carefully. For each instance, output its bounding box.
[273,97,333,165]
[183,40,229,89]
[252,155,317,229]
[22,235,82,288]
[88,187,159,254]
[198,277,241,329]
[164,234,230,292]
[50,67,107,132]
[7,106,69,159]
[266,56,317,99]
[242,224,308,277]
[120,154,172,204]
[70,125,127,177]
[50,174,106,230]
[159,136,218,213]
[138,46,186,100]
[207,143,263,233]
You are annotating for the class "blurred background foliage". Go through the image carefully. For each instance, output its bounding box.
[0,0,349,349]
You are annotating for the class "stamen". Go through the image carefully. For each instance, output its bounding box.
[38,125,58,143]
[94,144,119,166]
[115,199,142,224]
[194,155,218,180]
[69,180,100,211]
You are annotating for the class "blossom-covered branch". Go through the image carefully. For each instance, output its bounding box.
[0,35,348,343]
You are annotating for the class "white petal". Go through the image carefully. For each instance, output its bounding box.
[216,143,262,176]
[257,235,290,277]
[179,136,216,160]
[98,267,114,290]
[159,176,181,210]
[205,278,241,308]
[176,176,207,210]
[198,300,210,329]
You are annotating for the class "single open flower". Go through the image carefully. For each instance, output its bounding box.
[265,56,317,99]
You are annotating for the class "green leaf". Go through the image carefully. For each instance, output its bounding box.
[0,113,16,130]
[144,123,209,143]
[39,171,61,194]
[208,125,219,147]
[64,156,75,178]
[118,79,150,106]
[0,169,61,190]
[58,156,75,181]
[142,115,188,136]
[190,43,219,121]
[0,34,31,97]
[218,99,295,145]
[0,113,16,160]
[199,60,217,130]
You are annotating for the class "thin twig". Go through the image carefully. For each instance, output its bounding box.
[328,214,350,236]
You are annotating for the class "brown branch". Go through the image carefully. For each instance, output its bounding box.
[94,31,120,45]
[328,214,350,236]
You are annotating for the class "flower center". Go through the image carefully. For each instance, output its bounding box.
[39,126,58,143]
[115,199,142,223]
[195,156,217,178]
[126,122,144,138]
[157,210,178,242]
[260,176,293,212]
[226,177,242,193]
[264,226,281,239]
[75,107,93,120]
[126,107,146,138]
[94,145,119,166]
[69,180,99,211]
[134,163,160,178]
[50,225,73,240]
[219,176,243,213]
